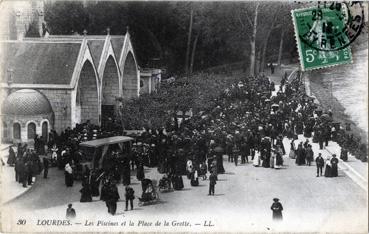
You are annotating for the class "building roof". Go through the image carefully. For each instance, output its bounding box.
[87,39,105,68]
[0,41,81,85]
[0,34,128,86]
[110,36,125,61]
[2,89,53,116]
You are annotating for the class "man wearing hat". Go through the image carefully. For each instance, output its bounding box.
[315,153,324,177]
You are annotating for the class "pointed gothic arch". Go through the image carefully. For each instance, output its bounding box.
[75,60,100,125]
[101,55,120,125]
[122,51,139,99]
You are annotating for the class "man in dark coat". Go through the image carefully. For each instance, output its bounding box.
[330,154,339,177]
[15,158,21,182]
[271,198,283,221]
[125,186,135,211]
[315,153,324,177]
[43,158,49,179]
[208,172,217,196]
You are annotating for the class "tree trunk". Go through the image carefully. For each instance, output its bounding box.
[185,9,194,77]
[189,33,199,75]
[277,29,285,67]
[249,3,260,76]
[255,49,262,74]
[260,28,273,72]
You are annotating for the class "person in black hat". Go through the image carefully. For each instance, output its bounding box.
[315,153,324,177]
[271,198,283,221]
[330,154,339,177]
[66,204,76,219]
[125,185,135,211]
[208,172,217,196]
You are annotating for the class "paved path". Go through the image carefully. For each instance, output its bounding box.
[2,148,367,233]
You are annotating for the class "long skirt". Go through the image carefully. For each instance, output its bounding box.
[137,165,145,181]
[253,152,261,167]
[289,150,296,159]
[65,173,74,187]
[91,182,100,197]
[270,156,275,168]
[80,188,92,202]
[331,165,338,177]
[324,165,332,177]
[173,176,184,190]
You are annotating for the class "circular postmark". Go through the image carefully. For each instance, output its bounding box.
[298,1,365,51]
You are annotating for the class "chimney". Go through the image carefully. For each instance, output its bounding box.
[31,0,45,37]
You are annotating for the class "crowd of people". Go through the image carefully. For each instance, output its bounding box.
[7,144,44,188]
[5,67,362,216]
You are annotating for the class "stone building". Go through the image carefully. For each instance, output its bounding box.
[0,32,140,144]
[0,1,142,144]
[140,68,162,95]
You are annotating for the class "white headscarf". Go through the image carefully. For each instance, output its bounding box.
[65,163,73,174]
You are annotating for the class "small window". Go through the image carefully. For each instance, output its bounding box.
[13,123,21,139]
[3,122,8,138]
[27,122,36,139]
[140,79,144,88]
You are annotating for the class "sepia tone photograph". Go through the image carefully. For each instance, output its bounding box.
[0,0,368,233]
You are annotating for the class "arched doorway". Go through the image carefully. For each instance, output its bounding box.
[101,56,120,127]
[76,60,99,125]
[122,52,138,99]
[27,122,36,139]
[13,123,21,140]
[42,121,48,142]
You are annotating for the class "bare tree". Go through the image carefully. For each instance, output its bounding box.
[185,8,194,77]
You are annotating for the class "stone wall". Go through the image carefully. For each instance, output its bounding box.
[140,75,151,94]
[40,89,71,133]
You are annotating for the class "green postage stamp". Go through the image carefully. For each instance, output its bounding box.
[292,3,364,71]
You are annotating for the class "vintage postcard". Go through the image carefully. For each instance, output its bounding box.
[0,0,368,233]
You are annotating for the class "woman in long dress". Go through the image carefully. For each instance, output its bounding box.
[253,150,261,167]
[80,184,92,202]
[64,163,74,187]
[275,146,284,169]
[289,139,296,159]
[324,157,332,177]
[270,151,275,169]
[271,198,283,221]
[295,143,305,166]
